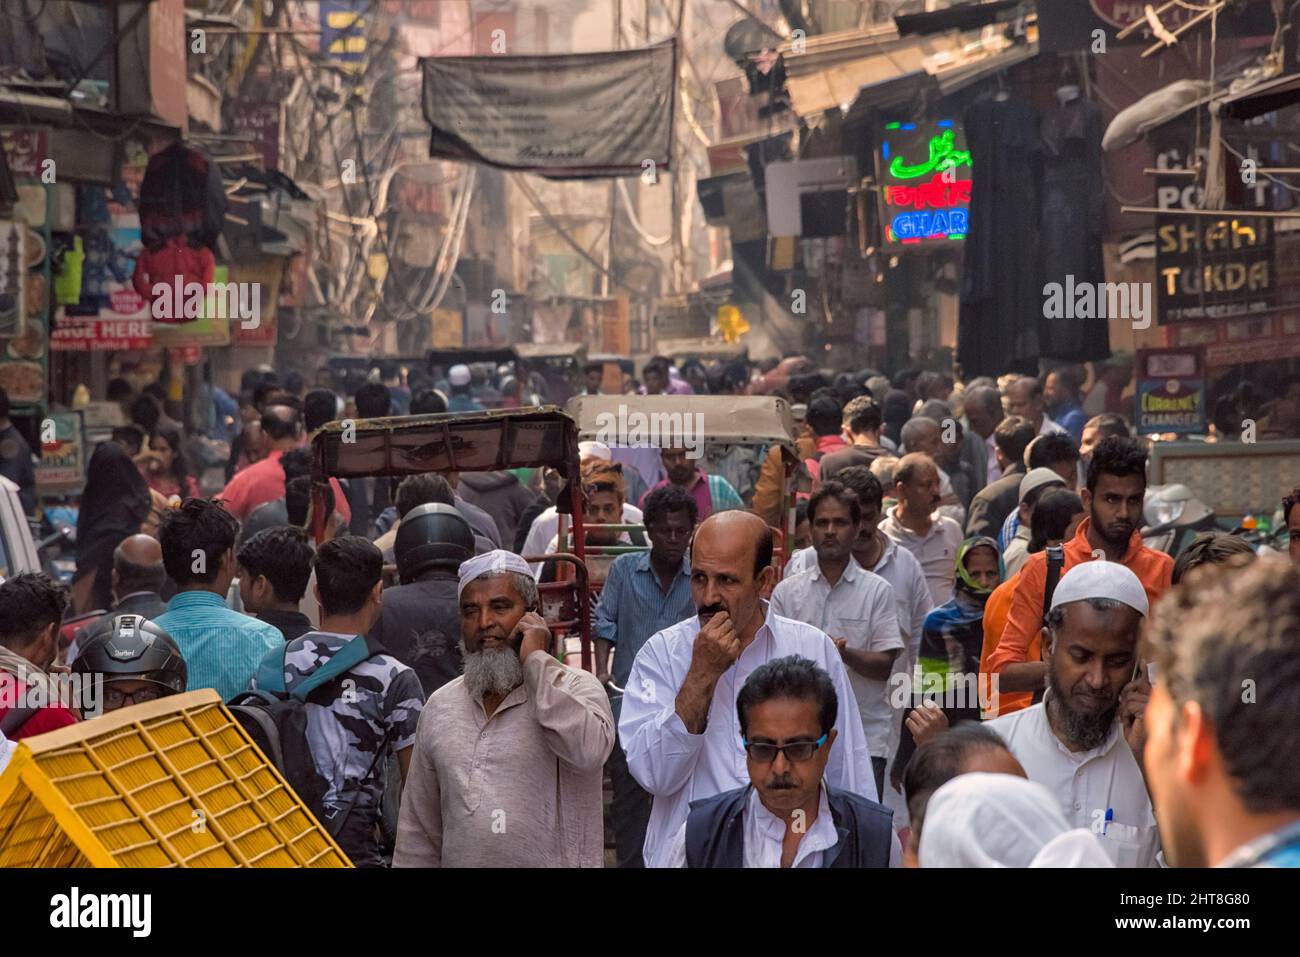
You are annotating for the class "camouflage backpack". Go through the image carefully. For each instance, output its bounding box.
[229,634,387,838]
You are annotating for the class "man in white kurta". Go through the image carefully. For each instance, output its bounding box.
[618,510,880,869]
[985,561,1161,867]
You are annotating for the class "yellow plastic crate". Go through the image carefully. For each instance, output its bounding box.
[0,689,350,868]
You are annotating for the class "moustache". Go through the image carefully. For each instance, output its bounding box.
[766,778,798,790]
[698,603,726,617]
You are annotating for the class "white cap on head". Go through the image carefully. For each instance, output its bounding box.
[578,440,611,461]
[457,549,533,601]
[1019,467,1066,504]
[1049,560,1149,617]
[448,364,471,387]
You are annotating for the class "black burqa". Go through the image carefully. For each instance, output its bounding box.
[75,441,154,611]
[958,96,1044,378]
[1038,96,1109,363]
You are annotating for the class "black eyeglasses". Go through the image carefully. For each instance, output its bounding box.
[741,733,829,764]
[103,686,164,709]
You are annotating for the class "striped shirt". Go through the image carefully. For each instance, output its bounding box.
[155,591,284,701]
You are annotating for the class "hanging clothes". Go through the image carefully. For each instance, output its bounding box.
[958,96,1044,378]
[1038,96,1110,363]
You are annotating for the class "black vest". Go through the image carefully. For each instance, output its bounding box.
[684,785,893,868]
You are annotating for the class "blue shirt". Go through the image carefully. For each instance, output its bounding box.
[155,591,284,701]
[593,551,695,691]
[1053,401,1087,444]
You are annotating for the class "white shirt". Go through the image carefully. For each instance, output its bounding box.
[522,502,643,574]
[769,559,903,757]
[1040,414,1067,436]
[785,536,934,822]
[985,432,1001,485]
[663,784,839,868]
[879,506,965,607]
[619,606,881,869]
[935,466,966,528]
[986,698,1161,868]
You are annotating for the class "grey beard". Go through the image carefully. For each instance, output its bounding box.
[460,638,524,699]
[1047,668,1118,751]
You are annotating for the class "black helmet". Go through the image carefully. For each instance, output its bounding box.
[395,503,474,584]
[72,614,188,694]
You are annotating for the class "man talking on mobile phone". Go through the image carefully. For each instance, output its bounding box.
[393,550,615,867]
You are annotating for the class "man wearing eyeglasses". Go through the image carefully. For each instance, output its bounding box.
[663,655,894,868]
[620,510,891,869]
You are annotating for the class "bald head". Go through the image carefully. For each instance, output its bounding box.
[112,534,166,598]
[261,404,303,444]
[694,510,773,578]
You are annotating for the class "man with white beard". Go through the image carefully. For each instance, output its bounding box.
[393,550,615,867]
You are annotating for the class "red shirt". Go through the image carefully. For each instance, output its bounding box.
[0,672,78,739]
[217,448,351,524]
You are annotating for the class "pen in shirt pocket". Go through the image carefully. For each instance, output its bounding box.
[1104,807,1113,836]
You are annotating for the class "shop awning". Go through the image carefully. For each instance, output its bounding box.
[782,24,1038,119]
[1214,72,1300,121]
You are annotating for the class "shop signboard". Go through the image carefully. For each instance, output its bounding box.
[875,119,971,248]
[1135,346,1207,436]
[36,411,86,493]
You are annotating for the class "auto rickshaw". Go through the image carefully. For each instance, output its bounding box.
[308,406,598,670]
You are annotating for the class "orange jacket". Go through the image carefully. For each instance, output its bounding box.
[979,571,1035,718]
[986,516,1173,678]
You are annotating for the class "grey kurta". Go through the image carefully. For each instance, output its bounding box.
[393,651,615,867]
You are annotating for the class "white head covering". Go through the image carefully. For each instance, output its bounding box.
[918,772,1073,868]
[457,549,533,601]
[1019,467,1066,503]
[1029,829,1116,868]
[1049,561,1149,617]
[578,440,612,461]
[449,364,472,387]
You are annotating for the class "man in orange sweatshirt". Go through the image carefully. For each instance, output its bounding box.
[986,436,1172,697]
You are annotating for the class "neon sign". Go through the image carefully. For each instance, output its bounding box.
[878,120,972,246]
[887,129,972,180]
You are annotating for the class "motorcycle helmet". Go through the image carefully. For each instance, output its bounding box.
[395,503,475,584]
[73,614,187,695]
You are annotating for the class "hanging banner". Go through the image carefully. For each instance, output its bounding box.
[1135,346,1206,436]
[420,40,676,179]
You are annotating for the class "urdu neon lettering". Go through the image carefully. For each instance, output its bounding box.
[888,130,972,180]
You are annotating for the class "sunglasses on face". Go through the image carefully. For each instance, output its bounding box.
[741,733,829,764]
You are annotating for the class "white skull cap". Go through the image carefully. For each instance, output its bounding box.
[1049,560,1148,617]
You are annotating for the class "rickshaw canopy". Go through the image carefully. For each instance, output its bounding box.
[565,394,797,454]
[517,342,587,364]
[425,347,521,371]
[656,338,749,363]
[311,406,581,482]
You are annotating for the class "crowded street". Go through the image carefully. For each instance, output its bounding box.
[1,0,1299,934]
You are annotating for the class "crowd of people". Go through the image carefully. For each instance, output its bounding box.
[1,350,1299,871]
